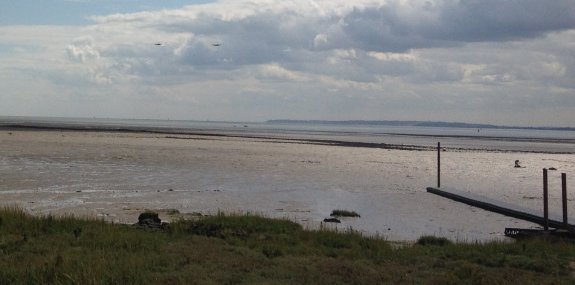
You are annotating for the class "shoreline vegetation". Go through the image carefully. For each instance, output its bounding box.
[0,207,573,284]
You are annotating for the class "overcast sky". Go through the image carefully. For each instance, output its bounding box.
[1,0,574,126]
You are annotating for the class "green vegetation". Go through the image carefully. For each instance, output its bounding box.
[0,206,574,284]
[416,235,452,246]
[330,209,361,218]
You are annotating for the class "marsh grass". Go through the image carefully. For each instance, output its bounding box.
[0,206,573,284]
[416,235,452,246]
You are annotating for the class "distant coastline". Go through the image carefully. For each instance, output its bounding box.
[1,116,574,153]
[267,120,575,132]
[0,116,572,132]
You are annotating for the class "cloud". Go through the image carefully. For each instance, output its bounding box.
[67,36,100,62]
[84,0,575,77]
[2,0,575,125]
[432,0,575,42]
[337,0,575,52]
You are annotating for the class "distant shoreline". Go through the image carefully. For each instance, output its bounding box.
[267,119,575,132]
[0,123,432,151]
[0,116,572,131]
[1,122,574,154]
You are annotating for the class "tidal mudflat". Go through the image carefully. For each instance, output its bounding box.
[1,129,573,241]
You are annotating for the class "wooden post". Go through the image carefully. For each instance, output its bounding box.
[562,173,568,227]
[543,168,549,231]
[437,142,441,188]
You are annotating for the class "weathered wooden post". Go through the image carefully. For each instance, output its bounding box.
[543,168,549,231]
[437,142,441,188]
[562,173,568,227]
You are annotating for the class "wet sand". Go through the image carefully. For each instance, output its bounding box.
[1,129,573,241]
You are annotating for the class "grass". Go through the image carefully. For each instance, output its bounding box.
[416,235,452,246]
[0,206,574,284]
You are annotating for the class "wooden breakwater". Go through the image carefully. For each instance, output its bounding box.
[427,187,575,231]
[431,142,572,233]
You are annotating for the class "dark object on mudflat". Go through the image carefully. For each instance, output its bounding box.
[505,228,575,240]
[330,209,360,218]
[514,160,524,168]
[323,218,341,223]
[139,212,161,224]
[135,212,168,230]
[549,167,557,171]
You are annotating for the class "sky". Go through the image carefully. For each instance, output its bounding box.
[0,0,574,126]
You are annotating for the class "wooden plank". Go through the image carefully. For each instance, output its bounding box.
[427,187,575,231]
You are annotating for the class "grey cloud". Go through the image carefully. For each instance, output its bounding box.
[159,13,323,68]
[96,0,575,72]
[341,0,575,52]
[175,12,317,47]
[433,0,575,42]
[340,6,448,52]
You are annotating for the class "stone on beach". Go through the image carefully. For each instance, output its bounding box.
[135,212,167,230]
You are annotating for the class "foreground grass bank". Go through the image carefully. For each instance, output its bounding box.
[0,207,573,284]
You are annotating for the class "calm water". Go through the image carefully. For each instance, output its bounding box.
[2,116,574,153]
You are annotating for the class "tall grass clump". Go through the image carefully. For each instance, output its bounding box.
[416,235,452,246]
[173,212,303,238]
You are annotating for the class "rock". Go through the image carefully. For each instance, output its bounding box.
[138,212,161,225]
[323,218,341,223]
[134,212,167,230]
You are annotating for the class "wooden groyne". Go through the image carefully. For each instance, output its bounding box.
[427,187,575,231]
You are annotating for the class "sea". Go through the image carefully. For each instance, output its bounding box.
[1,116,574,153]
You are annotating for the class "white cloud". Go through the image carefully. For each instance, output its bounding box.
[257,63,307,81]
[67,36,100,62]
[368,52,417,62]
